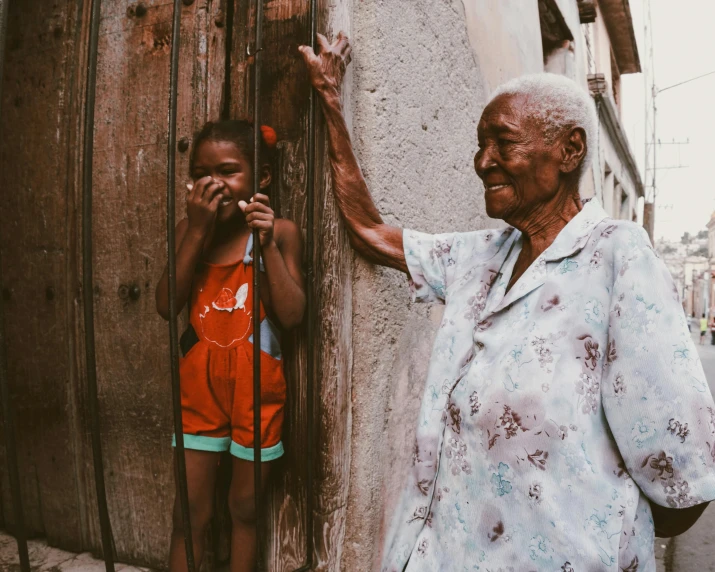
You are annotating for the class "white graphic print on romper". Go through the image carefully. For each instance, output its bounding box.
[199,283,252,348]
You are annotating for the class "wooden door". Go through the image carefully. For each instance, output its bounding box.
[1,0,355,569]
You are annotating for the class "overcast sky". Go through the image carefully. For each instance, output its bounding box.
[621,0,715,241]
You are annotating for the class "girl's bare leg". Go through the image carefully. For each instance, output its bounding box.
[169,449,221,572]
[228,458,271,572]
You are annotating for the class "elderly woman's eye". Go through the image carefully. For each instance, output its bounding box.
[498,138,516,146]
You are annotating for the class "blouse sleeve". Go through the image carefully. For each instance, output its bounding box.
[601,225,715,508]
[402,229,459,303]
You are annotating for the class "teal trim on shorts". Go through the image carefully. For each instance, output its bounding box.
[172,434,231,452]
[230,440,284,462]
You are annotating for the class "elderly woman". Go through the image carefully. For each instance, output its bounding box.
[299,35,715,570]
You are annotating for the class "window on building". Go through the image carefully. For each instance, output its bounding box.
[612,177,621,218]
[610,49,621,110]
[619,187,630,220]
[602,164,613,215]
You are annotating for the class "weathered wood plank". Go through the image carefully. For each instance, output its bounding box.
[302,4,355,568]
[0,0,86,550]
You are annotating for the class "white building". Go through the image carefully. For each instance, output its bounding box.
[581,1,645,222]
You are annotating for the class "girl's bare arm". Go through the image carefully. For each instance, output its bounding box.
[262,220,305,330]
[299,33,407,273]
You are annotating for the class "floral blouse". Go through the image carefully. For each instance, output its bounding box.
[382,199,715,572]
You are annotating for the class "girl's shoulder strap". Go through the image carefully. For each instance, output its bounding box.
[242,232,265,272]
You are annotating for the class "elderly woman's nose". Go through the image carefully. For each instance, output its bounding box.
[474,148,492,177]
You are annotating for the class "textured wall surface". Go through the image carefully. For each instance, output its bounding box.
[462,0,543,93]
[340,1,492,569]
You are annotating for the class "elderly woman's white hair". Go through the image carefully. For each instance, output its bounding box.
[489,73,598,179]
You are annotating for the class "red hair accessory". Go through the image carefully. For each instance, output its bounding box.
[260,125,277,148]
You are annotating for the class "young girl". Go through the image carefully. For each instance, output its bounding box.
[155,120,305,572]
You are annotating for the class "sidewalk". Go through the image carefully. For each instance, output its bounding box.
[0,531,151,572]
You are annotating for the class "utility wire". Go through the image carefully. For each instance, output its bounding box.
[658,70,715,94]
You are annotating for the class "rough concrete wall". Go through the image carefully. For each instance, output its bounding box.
[340,1,490,569]
[461,0,543,93]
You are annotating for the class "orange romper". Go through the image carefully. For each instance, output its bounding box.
[174,233,285,461]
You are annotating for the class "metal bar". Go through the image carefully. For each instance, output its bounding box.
[221,0,235,120]
[166,1,196,571]
[291,0,318,569]
[252,0,265,567]
[0,1,30,570]
[81,0,116,569]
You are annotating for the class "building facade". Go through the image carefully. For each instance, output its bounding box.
[582,1,645,221]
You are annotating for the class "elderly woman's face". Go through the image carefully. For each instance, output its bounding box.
[474,94,567,222]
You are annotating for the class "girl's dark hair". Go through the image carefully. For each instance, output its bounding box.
[189,119,273,176]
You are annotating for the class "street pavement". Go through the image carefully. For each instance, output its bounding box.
[0,530,150,571]
[656,330,715,572]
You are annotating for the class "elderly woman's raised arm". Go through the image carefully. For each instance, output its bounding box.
[299,34,407,273]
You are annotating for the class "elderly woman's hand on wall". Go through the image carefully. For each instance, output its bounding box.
[299,32,352,99]
[296,32,407,271]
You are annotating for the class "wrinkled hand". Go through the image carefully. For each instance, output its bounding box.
[239,193,275,247]
[298,31,352,97]
[186,176,225,236]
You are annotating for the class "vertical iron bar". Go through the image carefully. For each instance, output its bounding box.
[291,0,317,569]
[252,0,265,568]
[0,1,30,570]
[166,1,196,571]
[221,0,235,120]
[81,0,116,569]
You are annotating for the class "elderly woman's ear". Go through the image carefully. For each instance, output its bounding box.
[559,127,587,176]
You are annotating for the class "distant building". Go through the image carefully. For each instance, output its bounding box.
[707,212,715,317]
[708,212,715,258]
[658,227,713,318]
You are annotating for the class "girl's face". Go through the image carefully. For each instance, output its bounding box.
[191,139,271,224]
